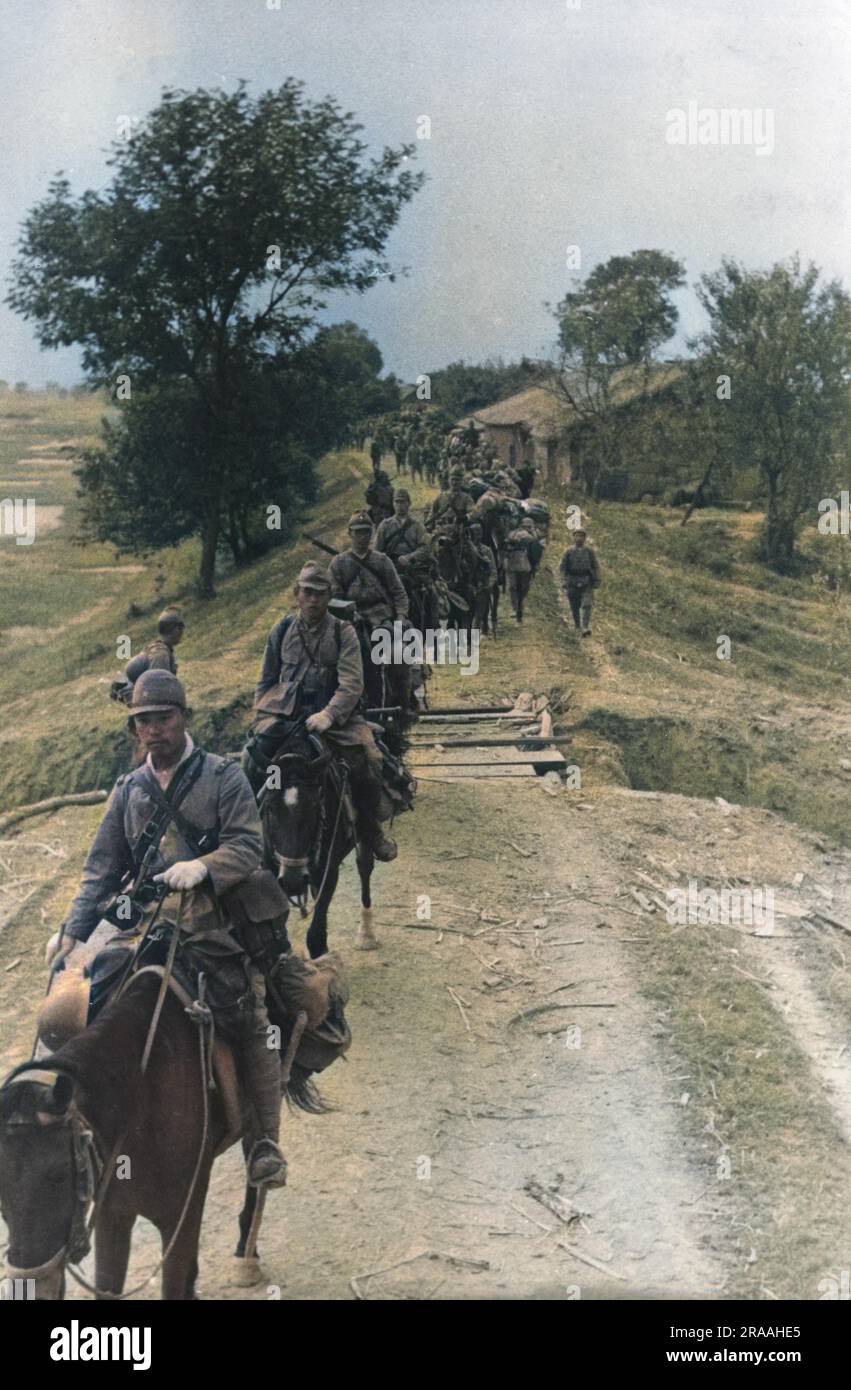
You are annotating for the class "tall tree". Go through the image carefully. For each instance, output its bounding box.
[694,257,850,569]
[7,82,423,593]
[548,249,685,495]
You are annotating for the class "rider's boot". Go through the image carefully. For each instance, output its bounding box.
[351,767,398,862]
[243,1025,288,1188]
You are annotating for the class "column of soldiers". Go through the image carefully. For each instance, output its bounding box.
[72,426,601,1204]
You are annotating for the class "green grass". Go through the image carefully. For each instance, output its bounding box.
[0,393,848,845]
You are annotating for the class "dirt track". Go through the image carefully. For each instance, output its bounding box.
[39,766,846,1302]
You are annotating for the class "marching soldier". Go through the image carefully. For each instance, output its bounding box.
[468,522,498,635]
[48,670,290,1188]
[365,468,395,527]
[504,521,536,623]
[559,527,601,636]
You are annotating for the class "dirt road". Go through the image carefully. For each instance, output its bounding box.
[9,765,832,1302]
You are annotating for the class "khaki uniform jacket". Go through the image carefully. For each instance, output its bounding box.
[504,528,534,574]
[255,611,364,727]
[374,515,431,568]
[426,490,474,530]
[123,639,177,687]
[560,545,601,588]
[64,749,262,943]
[329,549,409,627]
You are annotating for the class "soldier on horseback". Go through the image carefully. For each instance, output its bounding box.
[247,561,399,862]
[46,670,290,1189]
[328,513,415,729]
[374,489,438,629]
[425,465,474,532]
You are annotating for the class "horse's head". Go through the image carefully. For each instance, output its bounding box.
[259,735,333,903]
[0,1064,94,1300]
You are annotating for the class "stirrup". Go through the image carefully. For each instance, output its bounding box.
[247,1138,288,1189]
[372,831,398,863]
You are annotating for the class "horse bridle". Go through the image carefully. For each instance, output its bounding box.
[1,1062,100,1282]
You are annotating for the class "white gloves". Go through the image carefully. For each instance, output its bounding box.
[154,859,209,891]
[305,710,333,734]
[46,931,77,969]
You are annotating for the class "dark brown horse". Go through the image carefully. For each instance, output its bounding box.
[259,733,378,957]
[0,975,269,1300]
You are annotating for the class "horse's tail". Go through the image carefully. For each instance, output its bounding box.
[284,1064,333,1114]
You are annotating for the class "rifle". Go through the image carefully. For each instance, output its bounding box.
[302,532,402,620]
[303,532,338,558]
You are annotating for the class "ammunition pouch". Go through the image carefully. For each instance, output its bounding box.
[220,868,291,973]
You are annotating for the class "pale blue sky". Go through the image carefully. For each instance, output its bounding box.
[1,0,848,385]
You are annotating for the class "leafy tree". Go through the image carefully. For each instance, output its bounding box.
[426,358,540,420]
[694,257,851,569]
[548,250,685,495]
[8,81,423,594]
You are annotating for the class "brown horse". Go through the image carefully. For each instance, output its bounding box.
[0,974,268,1300]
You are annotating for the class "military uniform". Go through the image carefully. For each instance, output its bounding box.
[329,547,409,627]
[559,542,601,635]
[426,486,474,532]
[471,537,497,633]
[504,526,535,622]
[248,562,399,859]
[365,471,394,526]
[255,609,381,770]
[64,671,288,1187]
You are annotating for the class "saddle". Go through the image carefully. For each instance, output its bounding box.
[39,922,352,1109]
[37,935,245,1156]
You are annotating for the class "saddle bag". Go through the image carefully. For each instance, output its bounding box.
[269,952,352,1075]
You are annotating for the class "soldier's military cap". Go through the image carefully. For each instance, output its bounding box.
[394,488,411,502]
[296,561,332,591]
[128,669,187,715]
[157,606,184,631]
[347,510,374,531]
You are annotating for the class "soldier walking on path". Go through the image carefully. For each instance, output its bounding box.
[504,522,535,623]
[559,527,601,637]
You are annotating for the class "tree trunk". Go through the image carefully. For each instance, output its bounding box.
[681,458,717,526]
[226,507,244,566]
[199,513,219,597]
[764,475,795,570]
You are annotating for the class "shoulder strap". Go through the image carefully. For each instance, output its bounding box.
[347,551,398,617]
[132,749,210,865]
[275,615,295,679]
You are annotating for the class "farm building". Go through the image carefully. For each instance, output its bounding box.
[457,387,572,484]
[457,363,691,495]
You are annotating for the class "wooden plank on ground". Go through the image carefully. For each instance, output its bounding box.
[415,766,536,780]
